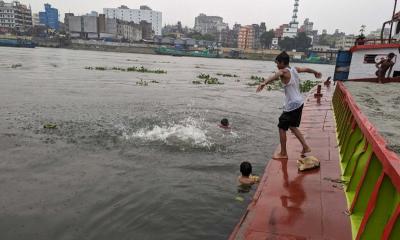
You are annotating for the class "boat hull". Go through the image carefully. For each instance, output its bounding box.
[0,38,36,48]
[155,47,219,58]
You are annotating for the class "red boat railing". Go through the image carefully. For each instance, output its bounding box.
[333,81,400,239]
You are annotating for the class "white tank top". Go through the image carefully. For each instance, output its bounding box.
[283,67,304,112]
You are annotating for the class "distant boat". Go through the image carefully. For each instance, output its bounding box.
[0,37,36,48]
[155,46,219,58]
[292,56,333,65]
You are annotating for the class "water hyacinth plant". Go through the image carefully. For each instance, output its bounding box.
[216,73,239,78]
[136,79,149,86]
[299,80,319,93]
[84,66,167,74]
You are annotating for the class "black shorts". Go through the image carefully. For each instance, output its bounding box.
[278,105,304,131]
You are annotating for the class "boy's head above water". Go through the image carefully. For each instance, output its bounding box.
[240,161,252,177]
[220,118,229,127]
[275,51,290,69]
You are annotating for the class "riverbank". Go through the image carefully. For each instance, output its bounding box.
[30,38,334,63]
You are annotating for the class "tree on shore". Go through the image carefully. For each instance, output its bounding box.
[260,30,275,49]
[278,37,296,51]
[186,32,216,41]
[278,32,312,51]
[295,32,312,51]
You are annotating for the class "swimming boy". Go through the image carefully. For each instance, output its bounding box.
[219,118,231,129]
[376,53,396,83]
[256,51,322,159]
[238,161,259,185]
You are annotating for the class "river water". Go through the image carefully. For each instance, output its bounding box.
[0,48,334,240]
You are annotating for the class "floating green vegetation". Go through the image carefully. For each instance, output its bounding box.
[126,66,167,74]
[194,66,201,69]
[192,80,202,84]
[43,123,57,129]
[216,73,239,78]
[150,80,160,83]
[250,75,265,81]
[197,73,210,79]
[246,79,283,91]
[300,80,319,93]
[136,79,149,86]
[112,67,126,71]
[195,73,224,85]
[204,77,224,85]
[85,66,167,74]
[11,64,22,68]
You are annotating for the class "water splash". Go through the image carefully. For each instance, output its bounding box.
[122,117,213,149]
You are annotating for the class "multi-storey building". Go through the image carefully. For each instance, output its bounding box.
[275,24,289,38]
[238,25,255,49]
[66,13,145,42]
[194,13,228,35]
[117,20,142,42]
[0,0,32,33]
[335,35,356,50]
[31,12,40,26]
[39,3,59,30]
[103,5,161,36]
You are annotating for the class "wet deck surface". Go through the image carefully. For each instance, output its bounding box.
[230,85,353,240]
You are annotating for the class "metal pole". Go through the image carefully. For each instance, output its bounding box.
[389,0,397,43]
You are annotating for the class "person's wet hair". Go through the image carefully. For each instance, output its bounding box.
[275,51,290,65]
[388,52,396,59]
[240,161,252,177]
[221,118,229,127]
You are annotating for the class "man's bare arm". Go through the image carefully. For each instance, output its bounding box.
[256,71,284,93]
[295,67,322,78]
[261,71,283,85]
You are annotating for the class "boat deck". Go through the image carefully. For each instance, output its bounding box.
[230,85,352,239]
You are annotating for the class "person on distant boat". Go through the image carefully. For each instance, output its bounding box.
[238,161,260,186]
[218,118,231,129]
[376,53,396,83]
[256,51,322,160]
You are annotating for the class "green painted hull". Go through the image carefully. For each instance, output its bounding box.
[155,47,219,58]
[333,82,400,240]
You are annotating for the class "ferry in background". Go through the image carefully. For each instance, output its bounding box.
[230,4,400,240]
[0,35,35,48]
[155,46,219,58]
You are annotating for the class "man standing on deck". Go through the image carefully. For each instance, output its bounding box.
[256,51,322,159]
[376,52,396,83]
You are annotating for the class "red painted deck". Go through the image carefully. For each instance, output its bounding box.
[230,85,352,240]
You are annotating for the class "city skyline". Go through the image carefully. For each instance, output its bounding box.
[24,0,396,35]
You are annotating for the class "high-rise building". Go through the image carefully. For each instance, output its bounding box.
[283,0,300,38]
[335,35,356,50]
[275,24,289,38]
[32,13,40,26]
[39,3,59,30]
[299,18,313,35]
[238,25,255,49]
[194,13,228,35]
[0,0,32,33]
[103,5,161,36]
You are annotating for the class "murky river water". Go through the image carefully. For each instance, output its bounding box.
[0,47,334,240]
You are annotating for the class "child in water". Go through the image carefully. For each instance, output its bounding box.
[238,161,260,185]
[219,118,231,129]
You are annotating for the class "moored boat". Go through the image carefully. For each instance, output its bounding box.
[230,10,400,240]
[0,37,35,48]
[155,46,219,58]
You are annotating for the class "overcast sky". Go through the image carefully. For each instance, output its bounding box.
[26,0,396,34]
